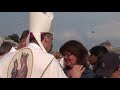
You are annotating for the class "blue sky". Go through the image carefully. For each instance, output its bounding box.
[0,12,120,51]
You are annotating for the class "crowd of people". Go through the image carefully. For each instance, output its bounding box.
[0,12,120,78]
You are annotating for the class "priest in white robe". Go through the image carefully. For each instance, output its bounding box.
[25,12,67,78]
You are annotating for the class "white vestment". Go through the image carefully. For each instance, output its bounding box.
[0,47,17,59]
[0,43,67,78]
[0,51,17,78]
[0,47,17,78]
[27,43,67,78]
[9,47,17,53]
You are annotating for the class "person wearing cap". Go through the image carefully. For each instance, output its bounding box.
[95,52,120,78]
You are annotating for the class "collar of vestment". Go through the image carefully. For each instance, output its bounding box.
[28,43,42,50]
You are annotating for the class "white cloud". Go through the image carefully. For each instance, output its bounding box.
[54,19,120,50]
[86,20,120,40]
[95,20,120,39]
[55,28,83,42]
[83,20,120,48]
[53,28,87,50]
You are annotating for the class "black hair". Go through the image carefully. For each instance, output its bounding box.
[30,32,53,42]
[90,46,108,59]
[20,30,29,42]
[0,42,12,55]
[41,33,53,41]
[89,46,109,73]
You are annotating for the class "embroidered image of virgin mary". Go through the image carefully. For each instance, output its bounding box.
[11,52,29,78]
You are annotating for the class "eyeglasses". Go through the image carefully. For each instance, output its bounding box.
[63,53,72,59]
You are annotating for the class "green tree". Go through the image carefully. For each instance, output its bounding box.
[7,33,20,43]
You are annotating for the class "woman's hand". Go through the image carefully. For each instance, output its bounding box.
[68,65,85,78]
